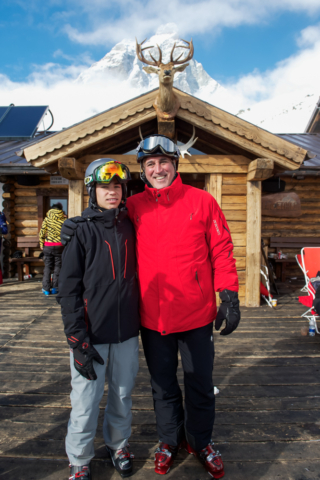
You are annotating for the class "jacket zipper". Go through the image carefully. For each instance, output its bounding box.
[104,241,115,280]
[114,219,121,343]
[195,271,203,295]
[124,239,127,279]
[84,298,89,331]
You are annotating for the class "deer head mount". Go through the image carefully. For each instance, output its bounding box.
[136,38,194,120]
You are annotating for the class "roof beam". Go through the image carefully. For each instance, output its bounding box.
[247,158,274,181]
[81,154,251,174]
[58,157,84,180]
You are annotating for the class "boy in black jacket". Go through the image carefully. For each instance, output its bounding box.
[57,159,140,480]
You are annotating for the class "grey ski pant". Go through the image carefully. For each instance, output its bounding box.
[66,336,139,466]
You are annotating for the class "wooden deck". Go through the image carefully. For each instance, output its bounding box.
[0,280,320,480]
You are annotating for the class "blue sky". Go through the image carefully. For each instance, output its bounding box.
[1,0,320,132]
[1,1,320,82]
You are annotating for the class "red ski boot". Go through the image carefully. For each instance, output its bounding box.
[154,443,179,475]
[185,440,224,478]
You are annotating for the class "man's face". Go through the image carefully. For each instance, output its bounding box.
[96,179,122,209]
[144,156,176,189]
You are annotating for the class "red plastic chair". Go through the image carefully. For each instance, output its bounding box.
[302,247,320,281]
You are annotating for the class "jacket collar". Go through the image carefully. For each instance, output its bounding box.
[144,173,183,204]
[82,206,127,227]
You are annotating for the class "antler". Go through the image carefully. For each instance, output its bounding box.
[136,38,162,67]
[179,126,198,158]
[170,39,194,65]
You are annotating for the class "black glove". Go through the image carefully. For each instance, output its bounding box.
[313,286,320,316]
[73,338,104,380]
[215,289,240,335]
[61,217,85,246]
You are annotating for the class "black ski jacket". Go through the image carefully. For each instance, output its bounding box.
[57,206,140,345]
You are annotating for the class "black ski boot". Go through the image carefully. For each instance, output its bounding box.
[106,445,134,478]
[69,463,91,480]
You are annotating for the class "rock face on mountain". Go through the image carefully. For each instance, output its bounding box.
[77,29,226,100]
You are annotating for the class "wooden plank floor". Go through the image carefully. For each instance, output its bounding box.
[1,279,320,479]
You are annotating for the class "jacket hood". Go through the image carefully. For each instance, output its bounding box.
[47,208,65,220]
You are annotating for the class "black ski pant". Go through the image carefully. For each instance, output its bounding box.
[141,322,215,452]
[42,245,63,291]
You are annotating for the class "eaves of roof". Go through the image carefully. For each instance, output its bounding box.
[278,133,320,169]
[22,88,308,170]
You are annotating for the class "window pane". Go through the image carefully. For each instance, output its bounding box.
[50,198,68,215]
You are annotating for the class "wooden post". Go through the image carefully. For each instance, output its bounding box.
[205,174,223,305]
[245,180,261,307]
[37,195,44,232]
[205,174,222,206]
[68,180,83,218]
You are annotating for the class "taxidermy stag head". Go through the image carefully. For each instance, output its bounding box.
[136,38,194,120]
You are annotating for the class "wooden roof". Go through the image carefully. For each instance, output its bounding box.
[23,88,308,171]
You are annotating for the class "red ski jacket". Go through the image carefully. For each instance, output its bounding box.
[126,174,239,335]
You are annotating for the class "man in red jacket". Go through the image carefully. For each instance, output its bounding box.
[126,134,240,478]
[61,134,240,479]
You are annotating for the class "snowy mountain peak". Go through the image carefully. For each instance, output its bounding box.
[73,24,316,134]
[76,24,224,98]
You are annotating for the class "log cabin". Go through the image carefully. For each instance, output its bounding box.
[1,89,315,306]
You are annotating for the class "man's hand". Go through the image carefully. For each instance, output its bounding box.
[215,289,240,335]
[73,338,104,380]
[61,217,85,246]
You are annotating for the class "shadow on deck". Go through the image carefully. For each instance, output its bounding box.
[0,279,319,480]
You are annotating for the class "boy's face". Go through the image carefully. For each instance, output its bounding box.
[96,179,122,210]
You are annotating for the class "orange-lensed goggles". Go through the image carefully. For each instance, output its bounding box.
[84,161,131,186]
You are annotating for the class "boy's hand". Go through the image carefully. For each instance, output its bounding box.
[73,339,104,380]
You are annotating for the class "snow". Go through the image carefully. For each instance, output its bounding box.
[73,27,317,134]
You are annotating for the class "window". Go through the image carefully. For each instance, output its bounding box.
[49,198,68,215]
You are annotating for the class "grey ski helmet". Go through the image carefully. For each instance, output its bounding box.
[84,158,131,205]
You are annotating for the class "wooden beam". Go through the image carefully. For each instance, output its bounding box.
[158,119,175,139]
[245,181,261,307]
[37,195,44,233]
[68,180,83,218]
[205,174,222,207]
[58,157,84,180]
[205,173,223,305]
[80,154,250,174]
[247,158,274,181]
[43,162,58,174]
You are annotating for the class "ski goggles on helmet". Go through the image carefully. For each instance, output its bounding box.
[84,161,131,186]
[137,135,180,162]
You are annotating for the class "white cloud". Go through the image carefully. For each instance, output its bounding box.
[60,0,320,47]
[0,22,319,133]
[225,22,320,131]
[0,60,144,130]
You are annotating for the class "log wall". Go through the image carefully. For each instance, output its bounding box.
[222,174,247,305]
[262,176,320,280]
[2,175,68,278]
